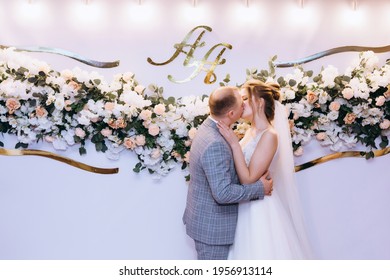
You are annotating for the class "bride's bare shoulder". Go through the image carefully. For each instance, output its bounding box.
[265,127,278,139]
[261,128,278,148]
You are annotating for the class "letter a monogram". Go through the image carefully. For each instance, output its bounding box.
[147,25,232,84]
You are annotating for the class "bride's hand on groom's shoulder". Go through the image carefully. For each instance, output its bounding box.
[217,121,239,147]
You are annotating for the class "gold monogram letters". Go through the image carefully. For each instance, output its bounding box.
[147,25,232,84]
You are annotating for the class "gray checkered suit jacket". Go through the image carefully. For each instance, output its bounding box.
[183,117,264,245]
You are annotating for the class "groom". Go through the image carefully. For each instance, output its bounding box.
[183,86,273,260]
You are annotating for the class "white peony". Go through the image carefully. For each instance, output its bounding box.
[321,65,339,88]
[282,89,296,100]
[52,138,68,150]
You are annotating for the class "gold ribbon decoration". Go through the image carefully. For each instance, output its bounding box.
[0,45,120,68]
[294,147,390,172]
[1,146,388,174]
[0,148,119,175]
[274,44,390,67]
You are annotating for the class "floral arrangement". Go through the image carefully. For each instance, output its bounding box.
[0,48,389,178]
[247,52,390,159]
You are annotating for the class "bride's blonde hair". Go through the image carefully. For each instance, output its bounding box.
[242,79,281,123]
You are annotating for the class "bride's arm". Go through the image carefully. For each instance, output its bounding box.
[247,132,277,183]
[218,122,277,184]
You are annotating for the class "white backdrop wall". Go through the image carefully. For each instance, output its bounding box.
[0,0,389,259]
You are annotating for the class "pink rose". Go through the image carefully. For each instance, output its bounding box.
[61,70,74,81]
[343,113,357,125]
[342,87,354,100]
[100,128,112,137]
[135,135,146,146]
[316,132,327,141]
[123,137,136,149]
[150,147,161,159]
[108,119,118,129]
[135,85,145,94]
[104,102,115,111]
[293,146,304,156]
[75,127,86,139]
[306,91,318,104]
[329,101,341,111]
[68,81,81,91]
[143,120,151,128]
[185,140,192,147]
[6,98,21,114]
[184,151,190,163]
[379,119,390,130]
[108,117,126,129]
[35,106,48,118]
[148,123,160,136]
[375,96,385,107]
[139,109,152,120]
[289,120,295,131]
[122,72,134,82]
[171,151,180,158]
[153,104,166,115]
[45,135,55,143]
[117,118,126,128]
[188,127,197,140]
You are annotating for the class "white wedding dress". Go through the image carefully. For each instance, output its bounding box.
[228,128,311,259]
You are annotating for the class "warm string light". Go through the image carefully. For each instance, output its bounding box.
[19,0,366,11]
[19,0,368,25]
[352,0,358,11]
[21,0,365,12]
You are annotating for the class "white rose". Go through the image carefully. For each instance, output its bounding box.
[284,89,296,100]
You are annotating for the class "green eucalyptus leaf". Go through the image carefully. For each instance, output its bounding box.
[28,77,37,83]
[289,79,297,87]
[133,162,143,173]
[79,146,87,155]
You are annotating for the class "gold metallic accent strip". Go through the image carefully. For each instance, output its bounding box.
[274,44,390,67]
[295,147,390,172]
[0,148,119,175]
[0,45,120,68]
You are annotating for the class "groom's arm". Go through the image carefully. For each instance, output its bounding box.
[202,141,264,204]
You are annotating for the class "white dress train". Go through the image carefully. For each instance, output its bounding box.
[228,129,311,260]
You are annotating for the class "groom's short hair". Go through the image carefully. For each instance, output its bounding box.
[209,86,238,117]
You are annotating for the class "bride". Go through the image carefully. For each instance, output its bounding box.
[217,79,313,259]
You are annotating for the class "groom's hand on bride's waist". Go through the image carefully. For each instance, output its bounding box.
[260,170,273,196]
